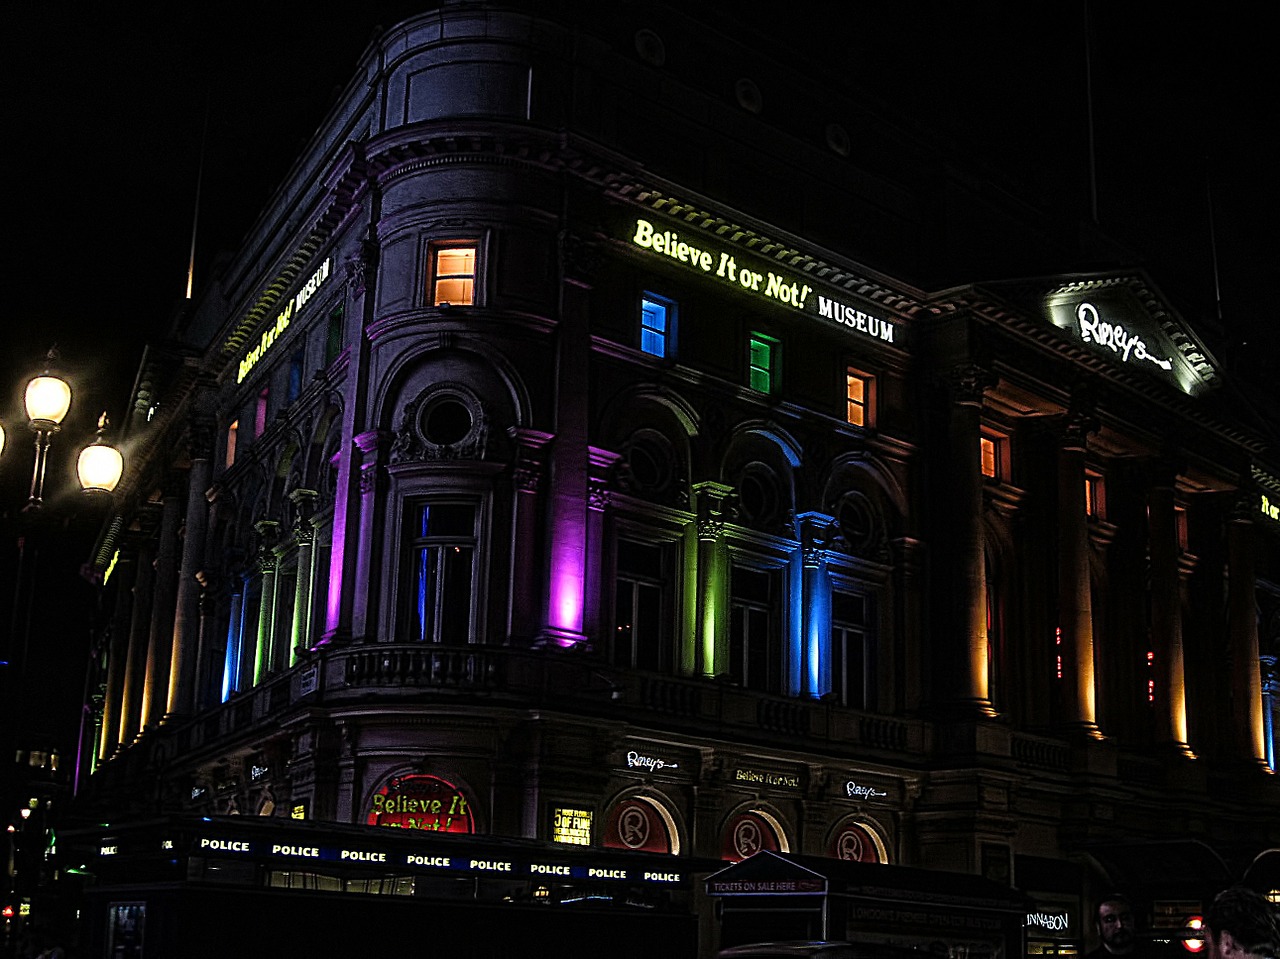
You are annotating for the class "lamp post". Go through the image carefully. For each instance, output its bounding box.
[1,350,125,946]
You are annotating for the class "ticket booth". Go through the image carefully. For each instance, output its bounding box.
[707,851,1028,959]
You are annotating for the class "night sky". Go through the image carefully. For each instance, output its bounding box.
[3,2,1276,752]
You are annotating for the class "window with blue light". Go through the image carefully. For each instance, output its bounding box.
[286,350,304,404]
[640,294,675,358]
[406,502,476,644]
[748,333,778,394]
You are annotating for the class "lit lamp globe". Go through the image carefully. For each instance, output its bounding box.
[25,373,73,429]
[0,420,6,457]
[77,415,124,493]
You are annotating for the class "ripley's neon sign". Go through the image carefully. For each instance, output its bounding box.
[1075,302,1173,371]
[629,218,898,345]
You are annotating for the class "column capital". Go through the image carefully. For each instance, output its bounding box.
[944,363,998,406]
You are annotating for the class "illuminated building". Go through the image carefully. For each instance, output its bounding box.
[71,2,1279,956]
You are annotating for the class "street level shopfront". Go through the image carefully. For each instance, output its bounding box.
[64,816,715,958]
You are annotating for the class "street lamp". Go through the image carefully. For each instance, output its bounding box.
[20,355,74,510]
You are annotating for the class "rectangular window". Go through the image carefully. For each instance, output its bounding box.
[286,351,304,405]
[429,242,478,306]
[640,293,675,358]
[831,590,875,709]
[1083,471,1105,519]
[255,388,269,438]
[730,565,781,694]
[980,433,1008,481]
[226,420,239,469]
[748,333,778,394]
[613,538,668,671]
[325,305,345,366]
[1174,505,1189,551]
[845,368,874,427]
[407,502,476,644]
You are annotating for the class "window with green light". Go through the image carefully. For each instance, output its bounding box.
[748,333,778,394]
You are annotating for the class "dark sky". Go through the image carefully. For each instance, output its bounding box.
[3,2,1276,751]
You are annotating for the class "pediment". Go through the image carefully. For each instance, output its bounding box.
[1041,274,1220,396]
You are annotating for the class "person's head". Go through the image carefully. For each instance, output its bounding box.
[1096,894,1137,955]
[1206,886,1279,959]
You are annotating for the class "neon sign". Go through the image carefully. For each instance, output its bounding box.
[1075,302,1173,370]
[1262,493,1280,523]
[237,257,332,383]
[628,218,897,345]
[626,749,678,771]
[844,780,887,799]
[367,775,473,833]
[734,767,800,789]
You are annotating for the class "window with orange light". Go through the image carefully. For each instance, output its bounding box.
[846,367,874,428]
[1084,472,1104,518]
[226,420,239,469]
[429,242,478,306]
[980,434,1005,480]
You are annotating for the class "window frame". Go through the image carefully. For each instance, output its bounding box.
[402,499,481,645]
[428,239,481,308]
[639,292,677,359]
[611,535,674,672]
[979,430,1008,482]
[748,332,780,395]
[844,366,875,428]
[729,560,784,694]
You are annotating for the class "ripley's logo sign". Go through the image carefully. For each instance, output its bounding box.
[1075,302,1173,371]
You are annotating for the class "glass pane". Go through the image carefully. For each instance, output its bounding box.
[617,539,662,579]
[436,246,475,276]
[433,276,474,306]
[642,300,667,333]
[439,546,472,644]
[846,375,864,403]
[417,503,475,538]
[641,328,665,357]
[636,582,661,671]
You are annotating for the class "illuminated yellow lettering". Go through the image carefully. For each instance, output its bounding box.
[633,219,655,249]
[717,252,737,280]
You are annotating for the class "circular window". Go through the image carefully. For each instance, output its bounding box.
[737,464,780,528]
[635,29,666,67]
[735,78,763,114]
[623,429,675,497]
[836,491,878,554]
[421,397,473,446]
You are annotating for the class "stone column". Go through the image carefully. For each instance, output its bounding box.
[351,431,388,641]
[1226,497,1268,767]
[1147,461,1193,755]
[539,232,593,648]
[1056,412,1101,736]
[798,513,833,699]
[118,514,158,745]
[508,430,552,643]
[141,486,182,730]
[693,482,732,677]
[584,448,621,645]
[323,238,379,644]
[943,364,996,716]
[252,520,281,684]
[167,422,214,718]
[288,489,319,663]
[98,547,136,760]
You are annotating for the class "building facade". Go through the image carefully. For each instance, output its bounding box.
[72,2,1278,955]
